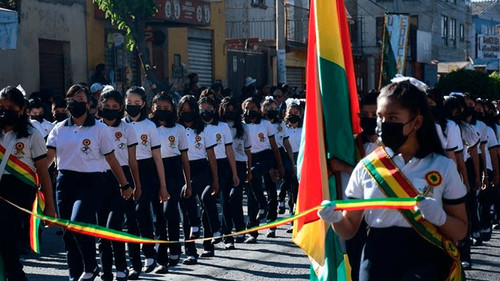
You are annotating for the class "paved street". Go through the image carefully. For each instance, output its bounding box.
[23,226,500,280]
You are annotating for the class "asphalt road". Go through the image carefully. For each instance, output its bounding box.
[22,224,500,280]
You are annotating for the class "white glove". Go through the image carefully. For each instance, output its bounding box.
[416,197,447,227]
[317,200,343,224]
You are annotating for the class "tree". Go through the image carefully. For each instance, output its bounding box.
[0,0,19,10]
[489,72,500,100]
[437,69,498,99]
[93,0,163,93]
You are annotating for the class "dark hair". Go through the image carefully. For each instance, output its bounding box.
[0,86,31,138]
[261,97,279,123]
[222,88,233,98]
[151,91,176,127]
[443,96,461,121]
[285,102,304,127]
[360,89,379,107]
[220,97,244,139]
[242,97,262,124]
[126,86,148,118]
[198,96,219,124]
[52,97,67,109]
[379,80,444,156]
[99,89,125,119]
[28,97,44,110]
[188,73,198,80]
[66,84,90,99]
[178,95,204,134]
[426,87,447,136]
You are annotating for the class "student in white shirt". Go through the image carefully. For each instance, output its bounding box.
[242,97,284,243]
[177,95,219,265]
[319,78,467,281]
[199,94,240,251]
[0,86,56,281]
[46,84,130,281]
[123,87,169,279]
[150,92,191,269]
[52,97,68,124]
[219,97,252,245]
[96,89,141,281]
[27,97,54,139]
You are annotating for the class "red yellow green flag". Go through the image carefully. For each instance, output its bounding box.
[292,0,360,280]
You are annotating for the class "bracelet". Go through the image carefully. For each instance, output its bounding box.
[120,183,131,190]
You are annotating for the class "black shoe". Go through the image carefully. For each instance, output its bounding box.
[183,255,198,265]
[225,242,235,250]
[235,235,245,243]
[200,250,214,257]
[155,265,168,274]
[116,270,128,281]
[244,236,257,244]
[168,256,180,267]
[144,259,157,273]
[128,269,140,280]
[461,261,472,270]
[101,273,113,281]
[472,237,482,246]
[481,230,491,242]
[257,208,268,221]
[211,231,223,245]
[266,229,276,238]
[78,266,99,281]
[189,226,201,239]
[278,201,286,214]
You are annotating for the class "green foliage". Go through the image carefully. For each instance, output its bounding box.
[437,70,499,100]
[489,72,500,99]
[0,0,19,10]
[93,0,157,51]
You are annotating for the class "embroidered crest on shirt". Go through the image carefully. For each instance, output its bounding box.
[141,134,149,146]
[169,136,176,148]
[423,171,442,196]
[115,132,122,141]
[258,132,265,142]
[277,125,283,132]
[195,135,202,149]
[14,142,24,155]
[81,139,92,154]
[216,133,222,144]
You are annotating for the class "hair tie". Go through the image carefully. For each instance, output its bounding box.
[16,84,27,97]
[285,98,300,108]
[264,96,275,103]
[390,74,428,93]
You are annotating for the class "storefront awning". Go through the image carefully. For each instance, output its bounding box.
[0,8,18,49]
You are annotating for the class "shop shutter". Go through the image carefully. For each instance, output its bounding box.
[188,29,213,87]
[286,67,304,89]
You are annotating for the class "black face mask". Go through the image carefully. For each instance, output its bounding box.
[266,110,279,120]
[462,106,475,120]
[200,110,215,123]
[223,111,238,121]
[180,112,195,123]
[287,114,301,124]
[244,110,260,122]
[156,110,176,123]
[30,115,44,123]
[451,114,461,124]
[378,118,415,152]
[0,109,19,126]
[54,112,68,122]
[67,101,87,118]
[360,117,377,135]
[125,105,142,118]
[100,108,121,121]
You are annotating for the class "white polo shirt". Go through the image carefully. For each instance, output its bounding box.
[158,123,188,158]
[245,119,275,154]
[286,125,302,153]
[207,121,233,160]
[270,121,288,149]
[435,120,462,152]
[1,126,47,175]
[185,125,217,161]
[346,148,467,228]
[485,126,498,171]
[47,116,114,172]
[124,116,161,161]
[30,119,54,139]
[473,120,489,154]
[100,119,138,167]
[227,121,251,162]
[459,122,480,161]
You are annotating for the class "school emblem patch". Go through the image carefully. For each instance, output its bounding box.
[81,139,92,154]
[216,133,222,144]
[277,125,283,132]
[195,135,202,149]
[115,132,122,141]
[425,171,442,187]
[141,134,148,146]
[14,142,24,155]
[258,132,265,142]
[169,136,176,148]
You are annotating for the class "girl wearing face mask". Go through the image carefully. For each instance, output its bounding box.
[47,84,130,281]
[177,95,219,265]
[150,91,191,269]
[123,86,169,279]
[241,97,284,243]
[219,97,252,245]
[0,86,55,281]
[318,79,468,281]
[198,94,240,251]
[261,97,295,238]
[27,97,54,139]
[97,89,141,281]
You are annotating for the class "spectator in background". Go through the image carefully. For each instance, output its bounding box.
[52,97,68,123]
[27,97,54,139]
[184,73,200,97]
[91,63,109,85]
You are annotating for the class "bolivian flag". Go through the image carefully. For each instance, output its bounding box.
[292,0,360,280]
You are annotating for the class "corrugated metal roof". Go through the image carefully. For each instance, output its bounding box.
[472,0,497,16]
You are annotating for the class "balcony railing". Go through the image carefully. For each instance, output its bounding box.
[286,4,309,44]
[226,20,275,40]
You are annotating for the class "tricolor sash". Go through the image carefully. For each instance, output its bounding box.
[361,147,464,281]
[0,142,38,187]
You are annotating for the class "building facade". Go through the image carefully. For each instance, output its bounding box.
[471,0,500,72]
[0,0,88,97]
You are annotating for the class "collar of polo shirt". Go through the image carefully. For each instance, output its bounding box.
[65,114,96,127]
[125,114,146,123]
[101,118,122,128]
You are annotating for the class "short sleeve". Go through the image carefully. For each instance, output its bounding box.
[203,127,217,149]
[480,123,488,143]
[459,123,480,147]
[222,123,233,145]
[487,127,498,149]
[446,121,462,151]
[126,125,138,147]
[442,159,467,203]
[149,123,161,149]
[46,122,61,149]
[30,130,48,161]
[178,125,189,151]
[345,162,365,199]
[243,125,252,149]
[99,125,115,155]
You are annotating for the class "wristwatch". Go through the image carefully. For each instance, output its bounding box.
[120,183,131,190]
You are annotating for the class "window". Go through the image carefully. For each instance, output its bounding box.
[450,18,456,47]
[441,15,448,45]
[460,24,464,42]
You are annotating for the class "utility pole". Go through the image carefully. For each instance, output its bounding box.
[276,0,286,84]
